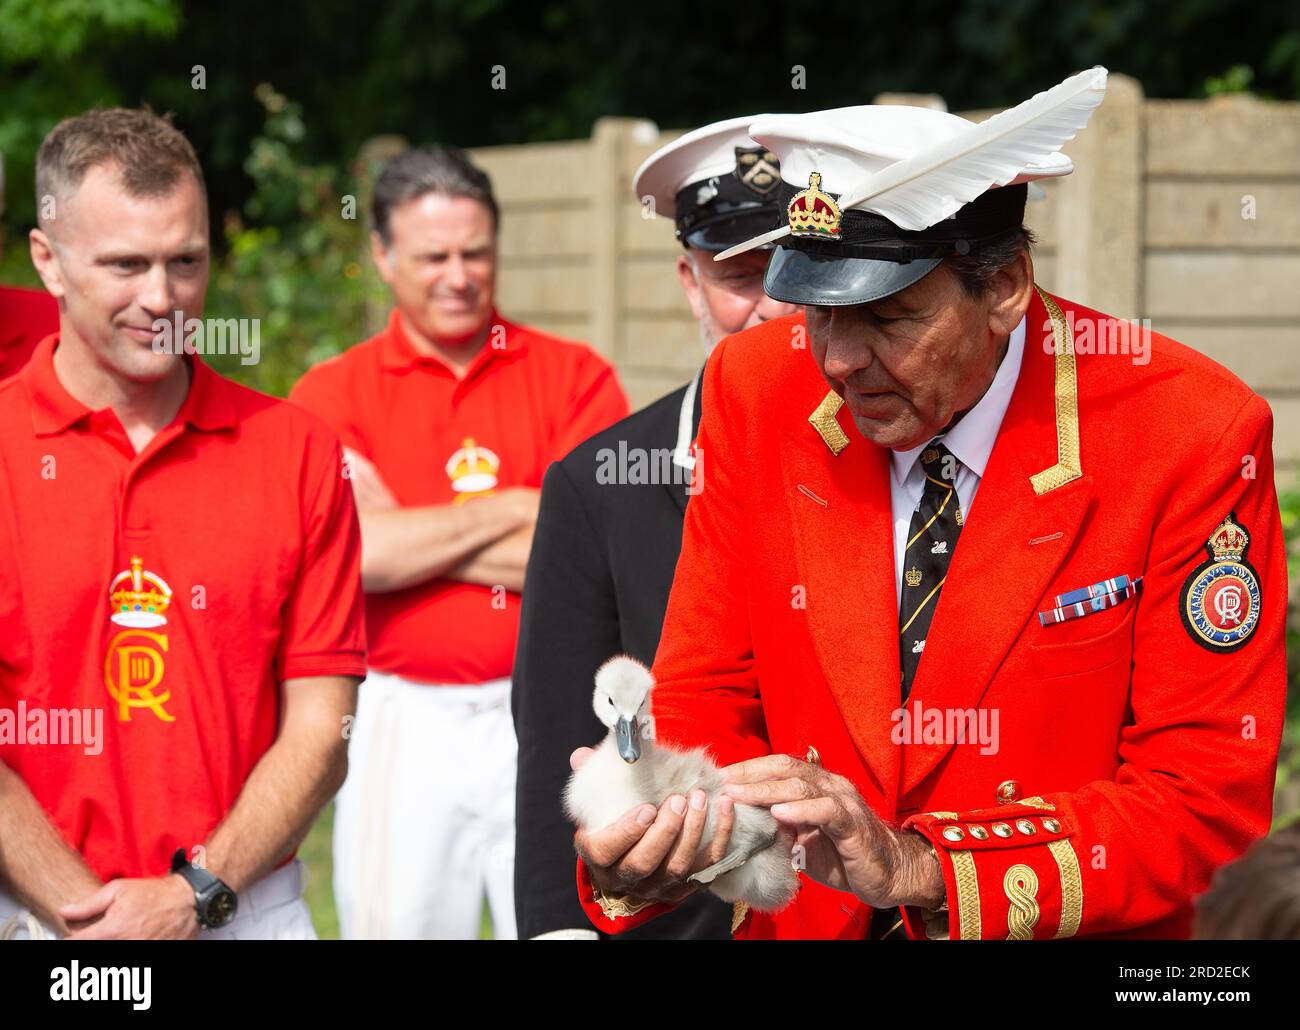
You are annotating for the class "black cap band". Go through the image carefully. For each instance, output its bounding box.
[675,175,783,248]
[776,181,1028,263]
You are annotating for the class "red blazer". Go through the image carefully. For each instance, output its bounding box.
[576,287,1288,939]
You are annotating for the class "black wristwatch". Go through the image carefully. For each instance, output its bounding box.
[170,848,238,929]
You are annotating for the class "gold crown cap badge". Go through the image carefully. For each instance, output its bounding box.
[787,172,843,238]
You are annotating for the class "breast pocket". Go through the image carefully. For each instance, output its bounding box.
[1027,598,1136,680]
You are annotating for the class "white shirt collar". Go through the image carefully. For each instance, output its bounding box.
[890,315,1026,488]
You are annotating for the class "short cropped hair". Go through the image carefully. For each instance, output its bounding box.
[944,224,1036,297]
[372,146,499,245]
[35,107,205,230]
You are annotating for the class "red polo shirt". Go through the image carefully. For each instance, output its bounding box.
[0,285,58,379]
[290,310,628,685]
[0,337,366,882]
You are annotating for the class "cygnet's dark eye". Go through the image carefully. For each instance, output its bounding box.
[607,697,614,706]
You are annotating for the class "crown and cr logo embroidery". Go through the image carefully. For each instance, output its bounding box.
[1180,513,1261,652]
[105,555,175,723]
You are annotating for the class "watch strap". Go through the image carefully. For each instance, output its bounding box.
[170,847,238,928]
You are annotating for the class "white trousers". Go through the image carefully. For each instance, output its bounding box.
[0,860,315,940]
[332,669,517,940]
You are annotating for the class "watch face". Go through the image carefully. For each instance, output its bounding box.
[206,890,237,927]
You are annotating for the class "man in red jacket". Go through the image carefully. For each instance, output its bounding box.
[571,74,1287,939]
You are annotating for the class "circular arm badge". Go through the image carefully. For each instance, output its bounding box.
[1179,512,1262,652]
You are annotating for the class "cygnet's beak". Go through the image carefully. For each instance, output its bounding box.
[616,716,641,763]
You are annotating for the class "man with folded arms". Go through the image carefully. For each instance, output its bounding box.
[291,146,627,939]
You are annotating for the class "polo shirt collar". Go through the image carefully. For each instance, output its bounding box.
[378,308,529,374]
[890,314,1027,486]
[23,334,237,437]
[176,351,237,432]
[23,335,88,435]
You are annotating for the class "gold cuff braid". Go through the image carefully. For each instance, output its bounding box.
[592,883,654,920]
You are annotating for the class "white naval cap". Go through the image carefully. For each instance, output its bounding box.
[718,67,1108,305]
[750,104,1073,207]
[632,114,786,251]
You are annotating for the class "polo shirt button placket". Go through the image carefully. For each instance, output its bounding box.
[120,463,151,543]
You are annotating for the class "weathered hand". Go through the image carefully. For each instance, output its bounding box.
[60,876,201,940]
[569,746,736,906]
[722,753,943,910]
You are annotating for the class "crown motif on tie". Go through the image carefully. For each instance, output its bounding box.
[955,506,964,526]
[905,566,923,588]
[787,172,842,238]
[1208,515,1248,561]
[445,437,501,496]
[109,555,173,628]
[922,448,940,465]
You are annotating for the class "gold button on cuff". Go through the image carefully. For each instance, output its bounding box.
[996,780,1020,803]
[941,826,966,842]
[992,822,1013,838]
[1043,817,1061,833]
[1015,818,1036,836]
[969,825,990,841]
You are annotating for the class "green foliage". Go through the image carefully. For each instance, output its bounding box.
[0,0,178,63]
[203,85,385,397]
[0,0,181,228]
[0,232,40,287]
[5,1,1300,243]
[1203,64,1257,97]
[300,802,338,939]
[1201,64,1253,96]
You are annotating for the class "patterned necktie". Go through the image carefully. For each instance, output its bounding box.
[899,439,965,700]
